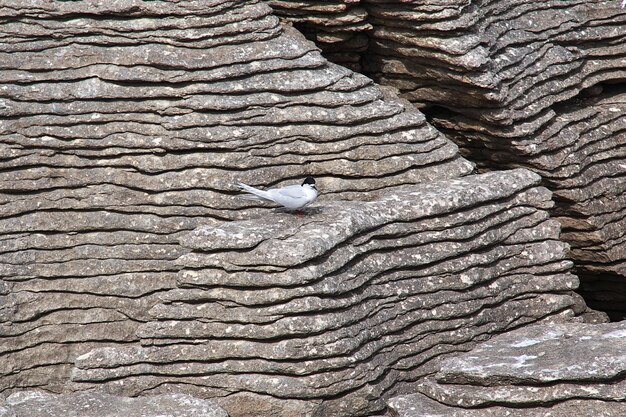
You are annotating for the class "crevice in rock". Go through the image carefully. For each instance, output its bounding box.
[576,270,626,322]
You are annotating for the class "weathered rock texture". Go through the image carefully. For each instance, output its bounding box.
[267,0,371,72]
[388,321,626,417]
[0,0,609,415]
[361,0,626,318]
[0,390,228,417]
[71,169,588,416]
[0,0,473,399]
[266,0,626,318]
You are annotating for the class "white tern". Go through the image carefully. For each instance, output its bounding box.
[238,176,318,210]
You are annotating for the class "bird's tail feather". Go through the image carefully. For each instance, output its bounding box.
[239,194,264,201]
[237,182,272,201]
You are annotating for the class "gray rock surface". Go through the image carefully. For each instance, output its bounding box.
[0,390,228,417]
[389,395,626,417]
[0,0,472,400]
[267,0,371,72]
[72,169,585,416]
[388,321,626,417]
[360,0,626,318]
[0,1,608,416]
[267,0,626,317]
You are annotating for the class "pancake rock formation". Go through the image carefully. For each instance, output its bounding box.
[361,0,626,318]
[389,321,626,417]
[72,169,588,416]
[267,0,371,72]
[267,0,626,318]
[0,391,228,417]
[0,0,473,398]
[0,0,608,416]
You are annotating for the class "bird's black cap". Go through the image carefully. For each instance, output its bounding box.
[302,176,316,186]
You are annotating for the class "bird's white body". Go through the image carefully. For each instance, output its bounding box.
[238,178,318,209]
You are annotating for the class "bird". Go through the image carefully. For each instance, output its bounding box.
[237,176,318,211]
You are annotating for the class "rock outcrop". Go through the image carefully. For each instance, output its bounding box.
[388,321,626,417]
[71,169,587,416]
[0,1,611,416]
[0,0,472,398]
[266,0,626,318]
[0,391,228,417]
[267,0,371,72]
[361,0,626,318]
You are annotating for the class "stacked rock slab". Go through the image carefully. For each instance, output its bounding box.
[0,391,228,417]
[0,0,473,395]
[71,169,587,417]
[361,0,626,318]
[267,0,371,71]
[388,321,626,417]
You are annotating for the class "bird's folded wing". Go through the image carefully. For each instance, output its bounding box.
[270,185,306,199]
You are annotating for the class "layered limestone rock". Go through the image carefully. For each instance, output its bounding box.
[71,169,588,417]
[360,0,626,318]
[267,0,370,71]
[388,321,626,417]
[0,391,228,417]
[0,1,610,416]
[261,0,626,317]
[0,0,473,397]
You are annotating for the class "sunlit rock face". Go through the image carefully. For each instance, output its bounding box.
[72,170,586,416]
[0,0,472,401]
[0,391,228,417]
[268,0,626,319]
[0,1,605,416]
[389,321,626,417]
[361,0,626,319]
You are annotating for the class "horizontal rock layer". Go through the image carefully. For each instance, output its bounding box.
[267,0,626,317]
[268,0,370,72]
[72,169,587,416]
[0,0,473,400]
[360,0,626,317]
[0,390,227,417]
[388,321,626,417]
